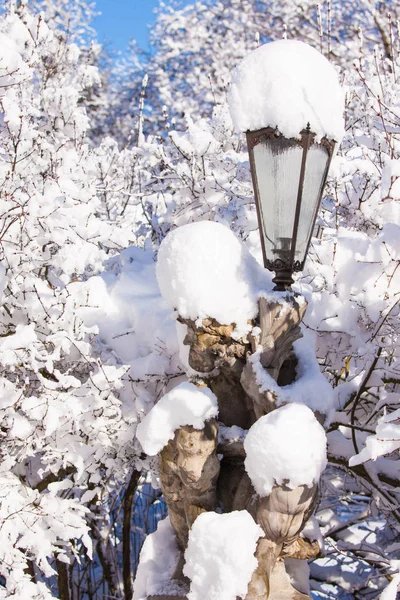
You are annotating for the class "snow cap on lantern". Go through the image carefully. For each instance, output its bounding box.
[228,39,345,142]
[228,41,344,290]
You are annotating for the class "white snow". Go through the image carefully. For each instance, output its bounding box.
[75,245,180,374]
[218,424,247,445]
[133,517,183,600]
[285,559,310,595]
[244,403,327,496]
[184,510,263,600]
[249,331,334,418]
[156,220,272,337]
[349,408,400,466]
[379,562,400,600]
[136,381,219,456]
[0,264,6,299]
[301,516,324,549]
[228,40,344,142]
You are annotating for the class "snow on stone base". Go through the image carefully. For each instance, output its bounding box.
[244,403,327,496]
[228,40,344,142]
[133,517,182,600]
[184,511,263,600]
[136,381,218,456]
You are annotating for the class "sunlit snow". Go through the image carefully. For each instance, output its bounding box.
[156,220,272,336]
[244,403,327,496]
[136,382,218,455]
[228,40,344,141]
[184,511,263,600]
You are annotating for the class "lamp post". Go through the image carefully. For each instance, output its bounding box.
[137,39,345,600]
[226,38,345,599]
[246,125,335,290]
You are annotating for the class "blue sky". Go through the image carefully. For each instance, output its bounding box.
[93,0,187,53]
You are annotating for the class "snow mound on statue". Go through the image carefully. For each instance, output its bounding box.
[184,511,263,600]
[228,40,344,142]
[156,221,272,336]
[133,517,184,600]
[244,404,327,496]
[136,381,218,455]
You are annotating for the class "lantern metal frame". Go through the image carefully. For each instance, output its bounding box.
[246,124,336,290]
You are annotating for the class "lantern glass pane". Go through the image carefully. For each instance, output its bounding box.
[295,145,330,262]
[253,141,302,267]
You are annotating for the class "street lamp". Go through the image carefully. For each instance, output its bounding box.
[246,124,335,290]
[228,39,344,291]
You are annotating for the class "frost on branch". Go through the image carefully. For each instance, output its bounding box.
[228,40,345,141]
[0,5,135,596]
[244,403,327,496]
[349,408,400,466]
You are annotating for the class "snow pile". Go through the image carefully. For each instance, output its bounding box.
[156,221,272,336]
[77,245,179,369]
[285,559,311,595]
[184,511,263,600]
[244,404,327,496]
[249,333,334,418]
[228,40,344,142]
[133,517,183,600]
[170,115,220,157]
[301,516,324,548]
[136,381,218,455]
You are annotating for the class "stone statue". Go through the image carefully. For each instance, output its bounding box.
[149,295,323,600]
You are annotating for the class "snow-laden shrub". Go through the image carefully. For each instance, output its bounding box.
[0,6,146,597]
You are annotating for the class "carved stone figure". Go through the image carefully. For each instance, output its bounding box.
[149,295,323,600]
[159,419,220,549]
